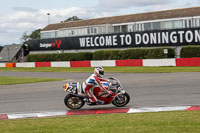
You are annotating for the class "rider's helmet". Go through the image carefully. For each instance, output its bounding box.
[94,67,104,78]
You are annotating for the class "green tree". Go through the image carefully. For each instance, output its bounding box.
[30,29,41,39]
[21,29,41,44]
[62,16,82,23]
[21,31,30,45]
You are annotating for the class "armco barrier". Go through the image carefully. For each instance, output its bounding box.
[91,60,116,67]
[176,58,200,66]
[0,58,200,68]
[143,59,176,67]
[6,63,16,68]
[51,62,70,67]
[16,62,35,67]
[70,61,91,67]
[35,62,51,67]
[116,59,143,66]
[0,63,5,67]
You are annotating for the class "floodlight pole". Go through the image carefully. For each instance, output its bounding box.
[47,13,51,24]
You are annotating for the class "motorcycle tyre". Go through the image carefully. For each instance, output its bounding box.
[64,94,85,109]
[112,92,130,107]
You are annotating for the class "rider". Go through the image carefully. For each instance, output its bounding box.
[82,67,112,104]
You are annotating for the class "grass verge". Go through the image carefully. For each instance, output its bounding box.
[0,76,64,85]
[0,111,200,133]
[0,66,200,73]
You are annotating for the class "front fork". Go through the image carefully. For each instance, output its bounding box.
[115,90,126,102]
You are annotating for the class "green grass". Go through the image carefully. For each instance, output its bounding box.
[0,76,64,85]
[0,66,200,73]
[0,111,200,133]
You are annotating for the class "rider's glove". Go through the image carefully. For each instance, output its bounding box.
[107,91,112,95]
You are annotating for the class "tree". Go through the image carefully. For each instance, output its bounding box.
[30,29,41,39]
[21,29,41,44]
[21,31,30,45]
[62,16,82,23]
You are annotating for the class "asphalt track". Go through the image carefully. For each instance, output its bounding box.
[0,71,200,114]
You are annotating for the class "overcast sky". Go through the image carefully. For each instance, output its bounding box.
[0,0,200,46]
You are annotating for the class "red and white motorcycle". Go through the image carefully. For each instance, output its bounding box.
[63,77,130,109]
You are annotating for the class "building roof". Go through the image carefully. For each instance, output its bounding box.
[0,44,23,62]
[42,6,200,31]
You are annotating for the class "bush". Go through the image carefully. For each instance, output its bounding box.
[145,48,175,59]
[27,52,93,62]
[120,48,175,59]
[180,45,200,58]
[27,47,175,62]
[93,50,122,60]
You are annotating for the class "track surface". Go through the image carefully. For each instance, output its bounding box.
[0,71,200,113]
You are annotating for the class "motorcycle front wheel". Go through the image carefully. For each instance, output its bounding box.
[112,92,130,107]
[64,94,85,109]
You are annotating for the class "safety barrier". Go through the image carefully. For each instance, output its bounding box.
[176,58,200,66]
[70,61,91,67]
[91,60,116,67]
[0,58,200,68]
[116,59,143,66]
[16,62,35,67]
[35,62,51,67]
[0,63,6,67]
[143,59,176,67]
[51,62,70,67]
[5,63,16,68]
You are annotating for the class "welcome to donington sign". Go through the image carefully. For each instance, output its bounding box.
[28,28,200,51]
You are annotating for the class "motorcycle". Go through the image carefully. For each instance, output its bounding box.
[63,77,130,109]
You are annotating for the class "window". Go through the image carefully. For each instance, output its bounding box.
[71,30,74,36]
[144,23,152,31]
[174,20,183,29]
[128,25,133,32]
[87,28,90,34]
[101,26,107,34]
[185,19,192,28]
[63,30,68,36]
[81,28,87,35]
[114,26,121,33]
[87,27,97,34]
[162,21,173,29]
[94,27,98,34]
[194,18,200,27]
[121,25,128,33]
[152,22,161,30]
[133,24,137,31]
[41,31,56,39]
[77,28,81,35]
[136,24,144,31]
[74,29,78,36]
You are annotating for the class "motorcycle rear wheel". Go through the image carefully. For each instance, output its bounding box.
[64,94,85,109]
[112,92,130,107]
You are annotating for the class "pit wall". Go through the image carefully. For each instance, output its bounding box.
[0,58,200,68]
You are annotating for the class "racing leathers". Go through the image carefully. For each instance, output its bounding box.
[82,74,111,103]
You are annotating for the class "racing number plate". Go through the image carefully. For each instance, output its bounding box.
[64,83,78,94]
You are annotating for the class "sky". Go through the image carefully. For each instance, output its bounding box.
[0,0,200,46]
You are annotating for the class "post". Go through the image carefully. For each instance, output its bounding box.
[47,13,50,24]
[163,49,168,58]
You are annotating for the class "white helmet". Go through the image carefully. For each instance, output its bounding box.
[94,67,104,78]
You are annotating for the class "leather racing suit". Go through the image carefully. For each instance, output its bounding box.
[82,74,111,103]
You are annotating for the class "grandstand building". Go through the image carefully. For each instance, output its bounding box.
[29,6,200,57]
